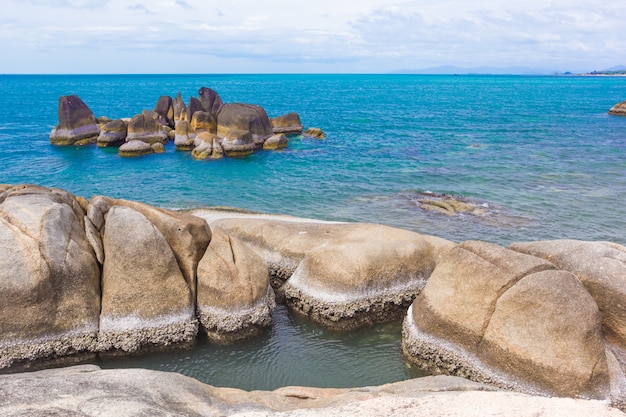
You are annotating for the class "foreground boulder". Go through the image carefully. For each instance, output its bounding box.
[609,101,626,116]
[1,365,624,417]
[403,240,618,402]
[50,95,100,145]
[192,212,455,330]
[196,227,275,342]
[0,185,100,368]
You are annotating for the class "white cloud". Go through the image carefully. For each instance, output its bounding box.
[0,0,625,73]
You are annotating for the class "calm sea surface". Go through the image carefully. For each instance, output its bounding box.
[1,74,625,388]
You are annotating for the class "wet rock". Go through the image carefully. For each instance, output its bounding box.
[271,112,303,134]
[304,127,326,139]
[263,133,288,150]
[196,227,275,342]
[609,101,626,116]
[118,140,154,157]
[0,185,100,368]
[50,95,100,145]
[97,119,127,147]
[416,192,487,216]
[221,129,256,157]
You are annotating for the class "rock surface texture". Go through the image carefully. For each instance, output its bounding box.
[609,100,626,116]
[49,95,100,145]
[0,365,624,417]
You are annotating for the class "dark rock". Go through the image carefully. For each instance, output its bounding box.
[126,113,168,144]
[198,86,223,118]
[172,92,186,122]
[97,119,127,148]
[185,97,203,123]
[217,103,273,138]
[153,96,174,127]
[50,95,100,145]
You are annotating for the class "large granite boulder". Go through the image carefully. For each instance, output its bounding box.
[509,240,626,350]
[263,133,288,150]
[50,95,100,145]
[191,132,222,160]
[271,112,303,134]
[403,240,616,400]
[192,213,455,329]
[220,129,256,157]
[174,119,195,150]
[196,227,275,342]
[2,365,625,417]
[185,96,204,123]
[153,95,174,128]
[118,139,154,157]
[126,112,168,144]
[190,110,217,134]
[0,185,100,368]
[172,91,187,122]
[97,119,127,147]
[609,101,626,116]
[198,86,223,118]
[216,103,274,138]
[97,206,197,352]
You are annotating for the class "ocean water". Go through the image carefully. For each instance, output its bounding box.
[1,74,625,388]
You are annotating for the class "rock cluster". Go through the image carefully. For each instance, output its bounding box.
[49,87,325,159]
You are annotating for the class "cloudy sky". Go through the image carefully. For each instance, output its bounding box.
[1,0,624,74]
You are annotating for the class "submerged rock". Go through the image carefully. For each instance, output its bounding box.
[50,95,100,145]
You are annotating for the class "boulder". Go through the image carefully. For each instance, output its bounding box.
[609,101,626,116]
[98,205,198,352]
[50,95,100,145]
[271,112,303,134]
[0,185,100,368]
[118,140,154,157]
[196,227,275,342]
[97,119,127,147]
[174,119,196,150]
[216,103,274,138]
[172,91,187,122]
[126,113,168,144]
[153,95,174,127]
[211,138,224,159]
[220,129,256,157]
[190,110,217,134]
[403,240,614,400]
[191,139,212,160]
[304,127,326,139]
[198,86,223,118]
[509,240,626,350]
[185,96,204,123]
[193,213,455,329]
[151,142,165,153]
[263,133,288,150]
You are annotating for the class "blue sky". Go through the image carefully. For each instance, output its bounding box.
[1,0,624,74]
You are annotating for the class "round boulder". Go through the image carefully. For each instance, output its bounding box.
[118,140,154,157]
[271,112,303,134]
[220,129,256,157]
[263,133,288,150]
[304,127,326,139]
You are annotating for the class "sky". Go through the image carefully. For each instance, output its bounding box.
[1,0,625,74]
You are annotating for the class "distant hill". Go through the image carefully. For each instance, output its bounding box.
[586,65,626,75]
[388,65,554,75]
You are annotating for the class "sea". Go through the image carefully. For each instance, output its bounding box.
[1,74,625,389]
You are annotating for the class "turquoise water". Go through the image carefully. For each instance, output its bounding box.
[1,74,626,388]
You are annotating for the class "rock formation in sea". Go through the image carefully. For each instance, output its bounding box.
[4,184,626,411]
[609,100,626,116]
[49,95,100,145]
[50,87,322,159]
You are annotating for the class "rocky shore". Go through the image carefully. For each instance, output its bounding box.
[2,183,626,415]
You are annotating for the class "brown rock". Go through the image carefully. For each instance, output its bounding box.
[609,101,626,116]
[220,129,256,157]
[97,119,127,147]
[126,113,168,144]
[50,95,100,145]
[263,133,288,150]
[153,95,174,127]
[118,140,154,157]
[172,92,187,122]
[216,103,273,138]
[304,127,326,139]
[271,112,303,134]
[174,120,195,150]
[190,111,217,134]
[185,97,204,123]
[198,86,223,118]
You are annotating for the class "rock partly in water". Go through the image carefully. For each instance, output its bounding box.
[0,185,100,368]
[153,95,174,128]
[263,133,289,150]
[126,112,169,144]
[196,226,275,342]
[217,103,274,138]
[50,95,100,145]
[304,127,326,139]
[97,119,128,147]
[416,192,487,216]
[118,140,154,157]
[190,110,217,134]
[609,101,626,116]
[174,119,196,150]
[221,129,256,157]
[271,112,303,134]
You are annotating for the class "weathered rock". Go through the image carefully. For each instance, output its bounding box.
[2,365,625,417]
[211,138,224,159]
[0,185,100,368]
[304,127,326,139]
[271,112,303,134]
[98,205,197,352]
[173,91,187,122]
[403,240,614,400]
[198,86,223,118]
[118,139,154,157]
[221,129,256,157]
[191,132,222,160]
[126,113,168,144]
[609,101,626,116]
[153,95,174,127]
[509,240,626,350]
[263,133,288,150]
[185,96,204,123]
[50,95,100,145]
[191,138,212,160]
[96,119,127,147]
[174,119,196,150]
[190,110,217,134]
[197,227,275,342]
[151,142,165,153]
[217,103,274,138]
